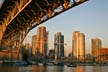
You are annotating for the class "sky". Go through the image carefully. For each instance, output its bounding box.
[1,0,108,54]
[0,0,4,8]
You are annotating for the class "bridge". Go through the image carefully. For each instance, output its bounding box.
[0,0,87,51]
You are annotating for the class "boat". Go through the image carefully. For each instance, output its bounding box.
[14,61,28,66]
[46,62,54,66]
[28,61,38,65]
[0,60,3,64]
[37,62,44,66]
[67,63,77,67]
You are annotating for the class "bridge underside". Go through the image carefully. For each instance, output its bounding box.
[0,0,87,51]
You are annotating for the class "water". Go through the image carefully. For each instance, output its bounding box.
[0,65,108,72]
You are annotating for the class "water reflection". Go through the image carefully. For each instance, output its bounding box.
[19,65,46,72]
[32,66,45,72]
[54,66,64,72]
[0,66,19,72]
[71,66,105,72]
[92,66,103,72]
[0,65,108,72]
[72,66,85,72]
[46,66,64,72]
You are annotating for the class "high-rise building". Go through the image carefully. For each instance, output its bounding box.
[48,49,55,59]
[25,43,30,50]
[35,26,48,56]
[54,32,64,59]
[98,48,108,62]
[92,38,102,58]
[72,31,85,61]
[25,42,32,54]
[93,48,108,62]
[32,35,37,55]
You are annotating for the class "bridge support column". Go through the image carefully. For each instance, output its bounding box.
[0,25,2,46]
[0,24,6,47]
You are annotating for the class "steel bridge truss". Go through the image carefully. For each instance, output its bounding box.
[0,0,87,51]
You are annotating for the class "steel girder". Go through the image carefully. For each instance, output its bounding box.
[0,0,32,47]
[0,0,87,51]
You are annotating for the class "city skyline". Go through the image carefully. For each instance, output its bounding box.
[25,27,108,55]
[24,0,108,54]
[0,1,108,71]
[25,25,108,56]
